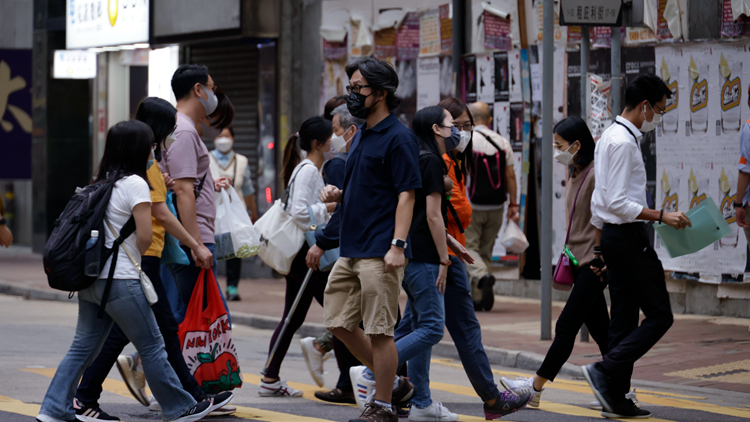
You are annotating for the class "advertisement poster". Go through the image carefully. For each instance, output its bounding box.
[477,54,495,104]
[494,51,509,102]
[654,44,750,281]
[397,12,421,60]
[394,59,418,127]
[439,4,452,55]
[320,58,348,113]
[439,56,454,100]
[508,50,523,103]
[417,57,441,110]
[508,102,524,151]
[494,101,511,141]
[420,9,440,56]
[0,49,32,179]
[375,29,397,59]
[721,0,750,38]
[323,37,348,59]
[483,12,512,51]
[657,0,675,41]
[462,55,477,103]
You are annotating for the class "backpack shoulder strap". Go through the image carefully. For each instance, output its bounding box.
[96,215,135,319]
[474,128,505,156]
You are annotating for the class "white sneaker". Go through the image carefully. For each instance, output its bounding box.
[350,365,376,411]
[257,379,303,397]
[408,402,458,421]
[499,376,542,408]
[590,388,639,411]
[115,353,149,406]
[147,395,161,412]
[300,337,327,387]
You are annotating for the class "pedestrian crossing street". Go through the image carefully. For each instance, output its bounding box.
[3,359,750,422]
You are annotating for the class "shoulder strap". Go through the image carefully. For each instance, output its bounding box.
[105,218,142,271]
[282,162,313,211]
[96,215,134,319]
[474,128,505,155]
[615,120,640,150]
[564,166,594,244]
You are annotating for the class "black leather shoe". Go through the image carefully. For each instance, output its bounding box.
[582,363,616,414]
[602,399,651,419]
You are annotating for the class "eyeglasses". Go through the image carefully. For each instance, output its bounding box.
[455,123,474,131]
[346,85,372,94]
[650,103,666,115]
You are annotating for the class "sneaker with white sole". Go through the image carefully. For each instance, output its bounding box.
[408,402,458,422]
[209,405,236,416]
[147,395,161,412]
[350,366,376,411]
[36,415,77,422]
[300,337,330,387]
[73,398,120,422]
[115,353,149,406]
[499,376,543,408]
[590,388,640,411]
[258,379,303,397]
[173,400,212,422]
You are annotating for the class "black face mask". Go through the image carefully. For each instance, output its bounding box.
[444,126,461,151]
[347,91,380,119]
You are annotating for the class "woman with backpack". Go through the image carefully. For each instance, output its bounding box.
[72,98,234,422]
[499,117,633,410]
[37,120,214,422]
[258,116,336,397]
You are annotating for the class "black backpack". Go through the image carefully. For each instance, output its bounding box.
[468,129,508,206]
[43,175,135,316]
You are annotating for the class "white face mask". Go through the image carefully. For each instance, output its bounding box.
[323,142,337,161]
[198,84,218,116]
[456,130,472,153]
[554,143,577,166]
[214,137,233,154]
[639,103,661,132]
[331,132,347,153]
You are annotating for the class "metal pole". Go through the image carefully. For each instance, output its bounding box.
[580,26,589,123]
[541,0,554,341]
[610,28,622,117]
[452,0,465,97]
[579,26,590,346]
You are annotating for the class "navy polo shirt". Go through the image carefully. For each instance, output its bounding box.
[340,113,421,259]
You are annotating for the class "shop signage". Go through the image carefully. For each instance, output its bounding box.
[559,0,622,26]
[66,0,149,49]
[53,50,97,79]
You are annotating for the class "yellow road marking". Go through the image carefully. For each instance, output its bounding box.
[0,394,41,417]
[432,359,750,419]
[22,368,335,422]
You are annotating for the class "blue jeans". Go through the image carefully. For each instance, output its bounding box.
[168,243,230,325]
[393,261,446,408]
[39,278,196,422]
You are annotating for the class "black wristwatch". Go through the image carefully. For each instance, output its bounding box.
[0,218,6,226]
[391,238,407,249]
[734,202,744,209]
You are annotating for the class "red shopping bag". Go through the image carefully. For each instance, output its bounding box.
[178,269,243,393]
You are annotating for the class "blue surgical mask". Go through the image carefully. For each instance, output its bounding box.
[147,159,154,170]
[444,126,461,151]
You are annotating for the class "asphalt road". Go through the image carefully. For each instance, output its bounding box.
[1,295,749,422]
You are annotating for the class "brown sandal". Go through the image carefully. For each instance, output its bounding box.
[314,388,356,404]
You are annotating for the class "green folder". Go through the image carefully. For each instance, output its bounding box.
[654,198,732,258]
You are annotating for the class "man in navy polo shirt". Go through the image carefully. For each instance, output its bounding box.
[321,57,421,422]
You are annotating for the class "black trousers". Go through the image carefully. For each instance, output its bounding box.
[226,258,242,288]
[76,256,205,407]
[537,266,610,381]
[598,223,673,399]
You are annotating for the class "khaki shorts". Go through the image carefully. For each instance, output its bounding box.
[324,257,404,336]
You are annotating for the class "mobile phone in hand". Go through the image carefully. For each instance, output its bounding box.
[590,256,605,270]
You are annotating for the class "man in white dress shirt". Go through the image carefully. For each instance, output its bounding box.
[582,74,690,419]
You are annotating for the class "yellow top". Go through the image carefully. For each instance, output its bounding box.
[145,164,167,258]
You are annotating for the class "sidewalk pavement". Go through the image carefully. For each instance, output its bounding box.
[2,246,749,394]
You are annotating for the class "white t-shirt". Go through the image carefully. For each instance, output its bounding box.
[99,175,152,280]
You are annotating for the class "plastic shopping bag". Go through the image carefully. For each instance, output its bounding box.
[501,220,529,254]
[178,269,243,393]
[161,192,190,265]
[214,187,260,261]
[254,199,306,275]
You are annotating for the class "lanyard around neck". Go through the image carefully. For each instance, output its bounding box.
[615,120,640,151]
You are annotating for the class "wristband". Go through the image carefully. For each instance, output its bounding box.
[508,203,519,208]
[440,260,452,267]
[734,202,744,209]
[593,246,602,255]
[658,209,664,224]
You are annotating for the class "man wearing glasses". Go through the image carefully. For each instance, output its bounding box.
[464,101,517,312]
[320,57,421,422]
[584,74,689,419]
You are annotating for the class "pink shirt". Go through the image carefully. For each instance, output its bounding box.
[159,112,216,245]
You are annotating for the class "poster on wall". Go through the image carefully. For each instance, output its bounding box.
[394,59,418,127]
[656,0,675,41]
[494,101,511,141]
[397,12,421,60]
[439,56,454,100]
[462,55,477,103]
[420,9,440,56]
[483,12,512,50]
[477,54,495,103]
[654,44,750,281]
[417,57,441,110]
[375,29,397,58]
[494,52,509,102]
[721,0,750,38]
[508,50,523,103]
[440,4,452,55]
[320,58,348,114]
[0,49,32,179]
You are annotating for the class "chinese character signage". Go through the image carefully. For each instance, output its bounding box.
[439,4,452,55]
[0,50,32,179]
[397,12,420,60]
[54,50,97,79]
[559,0,621,26]
[483,12,511,51]
[67,0,149,49]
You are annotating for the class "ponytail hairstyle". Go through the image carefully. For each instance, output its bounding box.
[438,97,475,183]
[282,116,333,188]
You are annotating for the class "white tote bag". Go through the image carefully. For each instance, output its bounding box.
[254,164,310,274]
[214,187,261,260]
[501,220,529,254]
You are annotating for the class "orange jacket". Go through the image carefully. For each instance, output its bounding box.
[443,153,473,256]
